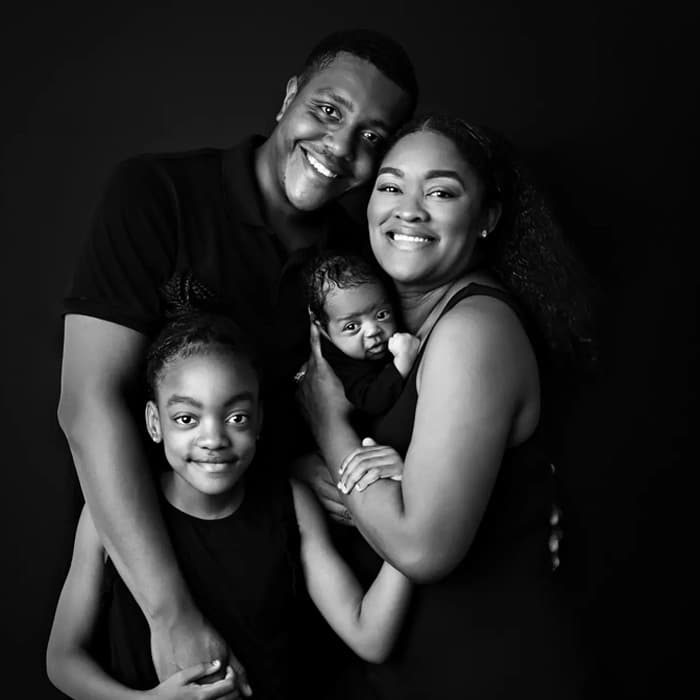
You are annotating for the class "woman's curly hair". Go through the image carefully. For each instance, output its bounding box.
[385,114,598,370]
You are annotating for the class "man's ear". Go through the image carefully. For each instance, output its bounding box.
[276,76,299,122]
[145,401,162,443]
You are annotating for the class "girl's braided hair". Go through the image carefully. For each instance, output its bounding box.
[145,273,258,398]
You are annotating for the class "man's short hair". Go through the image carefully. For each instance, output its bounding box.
[298,29,418,115]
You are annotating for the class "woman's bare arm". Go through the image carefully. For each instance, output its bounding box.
[300,299,539,582]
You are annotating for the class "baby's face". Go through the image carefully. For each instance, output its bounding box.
[323,282,397,360]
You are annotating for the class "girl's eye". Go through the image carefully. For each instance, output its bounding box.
[227,413,249,425]
[174,415,196,426]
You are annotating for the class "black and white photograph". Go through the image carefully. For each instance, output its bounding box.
[1,2,692,698]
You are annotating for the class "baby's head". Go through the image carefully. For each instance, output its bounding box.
[145,312,262,501]
[306,252,397,361]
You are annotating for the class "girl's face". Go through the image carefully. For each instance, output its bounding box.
[146,350,261,518]
[367,130,497,291]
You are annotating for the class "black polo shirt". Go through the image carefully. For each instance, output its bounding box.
[64,136,366,462]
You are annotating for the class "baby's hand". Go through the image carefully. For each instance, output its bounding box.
[388,332,420,377]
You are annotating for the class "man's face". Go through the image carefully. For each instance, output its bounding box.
[272,53,412,211]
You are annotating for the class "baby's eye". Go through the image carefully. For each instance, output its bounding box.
[376,309,391,321]
[343,322,358,332]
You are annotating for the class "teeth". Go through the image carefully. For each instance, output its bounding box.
[392,233,431,243]
[306,151,337,178]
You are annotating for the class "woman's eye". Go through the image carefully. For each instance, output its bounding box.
[377,183,399,194]
[428,189,455,199]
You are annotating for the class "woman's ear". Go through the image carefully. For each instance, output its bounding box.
[145,401,162,443]
[485,201,502,235]
[276,76,299,122]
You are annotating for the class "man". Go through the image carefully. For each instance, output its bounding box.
[58,29,416,697]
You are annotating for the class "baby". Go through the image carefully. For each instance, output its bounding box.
[305,252,420,417]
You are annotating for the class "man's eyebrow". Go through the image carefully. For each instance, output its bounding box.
[166,395,202,408]
[317,88,355,112]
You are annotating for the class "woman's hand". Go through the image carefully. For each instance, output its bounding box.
[338,438,404,494]
[296,323,353,437]
[147,660,241,699]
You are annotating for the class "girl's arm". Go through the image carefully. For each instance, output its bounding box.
[290,479,411,663]
[46,505,237,700]
[299,298,539,583]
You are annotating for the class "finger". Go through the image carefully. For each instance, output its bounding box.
[339,445,394,474]
[340,449,401,478]
[228,654,253,697]
[178,659,223,684]
[322,497,352,520]
[309,322,324,361]
[352,468,381,493]
[200,666,238,699]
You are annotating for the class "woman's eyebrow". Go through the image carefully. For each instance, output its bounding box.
[377,166,403,177]
[425,169,465,186]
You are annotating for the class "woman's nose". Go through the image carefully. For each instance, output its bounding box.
[394,193,428,221]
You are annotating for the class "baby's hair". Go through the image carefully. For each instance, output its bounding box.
[304,252,387,329]
[146,273,259,398]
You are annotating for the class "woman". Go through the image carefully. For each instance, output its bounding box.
[297,115,592,699]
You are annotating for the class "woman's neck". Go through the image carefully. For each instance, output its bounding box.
[398,271,495,338]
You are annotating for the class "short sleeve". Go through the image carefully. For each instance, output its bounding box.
[63,157,178,335]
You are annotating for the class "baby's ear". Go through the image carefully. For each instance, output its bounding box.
[307,305,320,326]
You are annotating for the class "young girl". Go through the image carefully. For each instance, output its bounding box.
[47,311,411,700]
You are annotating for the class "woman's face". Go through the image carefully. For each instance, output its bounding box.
[368,130,493,290]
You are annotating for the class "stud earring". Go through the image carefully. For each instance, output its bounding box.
[480,229,488,239]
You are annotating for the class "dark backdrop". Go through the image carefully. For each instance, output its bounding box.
[1,2,693,697]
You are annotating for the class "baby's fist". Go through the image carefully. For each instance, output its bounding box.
[388,332,420,359]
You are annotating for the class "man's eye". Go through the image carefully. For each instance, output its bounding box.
[319,104,339,119]
[362,131,382,146]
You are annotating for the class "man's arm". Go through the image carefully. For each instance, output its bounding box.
[57,315,234,681]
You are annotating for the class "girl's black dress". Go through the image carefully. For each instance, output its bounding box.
[99,471,302,700]
[333,283,584,699]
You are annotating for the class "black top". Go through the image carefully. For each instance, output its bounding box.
[320,334,404,417]
[64,136,366,461]
[101,472,302,700]
[332,283,584,699]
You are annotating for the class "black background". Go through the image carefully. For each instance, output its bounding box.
[1,1,693,697]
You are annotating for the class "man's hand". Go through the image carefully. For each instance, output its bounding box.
[338,437,404,494]
[290,452,354,526]
[148,660,240,699]
[149,609,252,697]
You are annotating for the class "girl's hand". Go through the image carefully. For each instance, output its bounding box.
[338,437,404,494]
[148,661,245,699]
